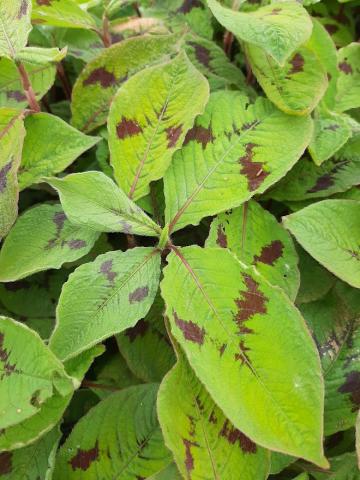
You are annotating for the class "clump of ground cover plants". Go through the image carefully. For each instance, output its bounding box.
[0,0,359,478]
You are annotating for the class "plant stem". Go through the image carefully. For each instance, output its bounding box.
[81,380,120,391]
[56,62,72,100]
[133,2,141,17]
[102,14,112,47]
[16,61,41,113]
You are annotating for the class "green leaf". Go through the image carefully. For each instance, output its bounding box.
[161,246,327,466]
[301,287,360,435]
[47,172,161,236]
[283,200,360,288]
[270,452,296,475]
[0,204,100,282]
[116,295,175,382]
[158,353,270,479]
[293,474,309,480]
[267,154,360,202]
[0,0,32,59]
[206,201,300,301]
[357,411,360,470]
[15,46,67,65]
[0,316,73,430]
[49,247,161,360]
[31,0,97,29]
[312,452,358,480]
[164,91,313,233]
[245,42,327,116]
[0,58,56,109]
[207,0,313,65]
[71,34,177,133]
[0,346,102,452]
[53,384,171,479]
[19,113,100,190]
[335,43,360,113]
[147,463,182,480]
[309,108,352,166]
[0,427,61,479]
[0,108,25,239]
[108,51,209,201]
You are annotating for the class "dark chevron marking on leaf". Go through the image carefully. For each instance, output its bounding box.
[177,0,204,14]
[234,275,268,334]
[36,0,52,5]
[46,212,67,249]
[188,414,196,437]
[219,420,257,453]
[219,343,227,356]
[6,91,27,102]
[4,280,30,291]
[184,125,214,149]
[66,239,87,250]
[242,120,260,131]
[125,319,149,342]
[116,117,143,140]
[99,260,117,284]
[173,310,205,345]
[234,340,251,365]
[188,42,211,69]
[216,225,227,248]
[30,389,41,408]
[195,395,205,412]
[83,68,117,88]
[0,452,12,475]
[209,410,217,424]
[166,125,183,148]
[289,53,304,75]
[129,286,149,304]
[306,160,349,193]
[324,24,339,35]
[183,438,199,474]
[239,143,269,191]
[338,371,360,412]
[17,0,28,18]
[253,240,284,266]
[0,161,12,194]
[338,61,353,75]
[0,333,17,379]
[69,441,99,471]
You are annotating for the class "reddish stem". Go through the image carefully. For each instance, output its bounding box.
[102,15,112,47]
[81,380,120,391]
[56,62,72,100]
[16,62,40,112]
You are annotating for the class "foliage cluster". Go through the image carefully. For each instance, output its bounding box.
[0,0,359,478]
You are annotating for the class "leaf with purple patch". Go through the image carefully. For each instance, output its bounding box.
[161,246,327,466]
[206,201,300,300]
[71,34,177,133]
[49,247,161,361]
[335,43,360,113]
[164,91,313,232]
[0,108,25,239]
[157,353,270,479]
[53,384,171,479]
[47,172,161,236]
[31,0,96,29]
[283,199,360,288]
[0,0,32,59]
[0,204,99,282]
[0,316,74,430]
[108,51,209,201]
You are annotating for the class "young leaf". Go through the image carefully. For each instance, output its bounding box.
[108,51,209,201]
[0,204,100,282]
[309,108,352,166]
[71,34,177,133]
[283,200,360,288]
[0,346,102,451]
[49,247,161,360]
[15,46,67,65]
[31,0,97,29]
[206,201,300,300]
[53,384,171,479]
[161,246,327,466]
[116,295,175,382]
[0,427,61,479]
[0,108,25,238]
[207,0,313,65]
[245,43,327,116]
[47,172,161,236]
[19,113,100,190]
[312,452,358,480]
[0,58,56,109]
[158,353,270,479]
[0,0,32,59]
[0,316,74,430]
[335,43,360,113]
[301,288,360,435]
[164,91,313,232]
